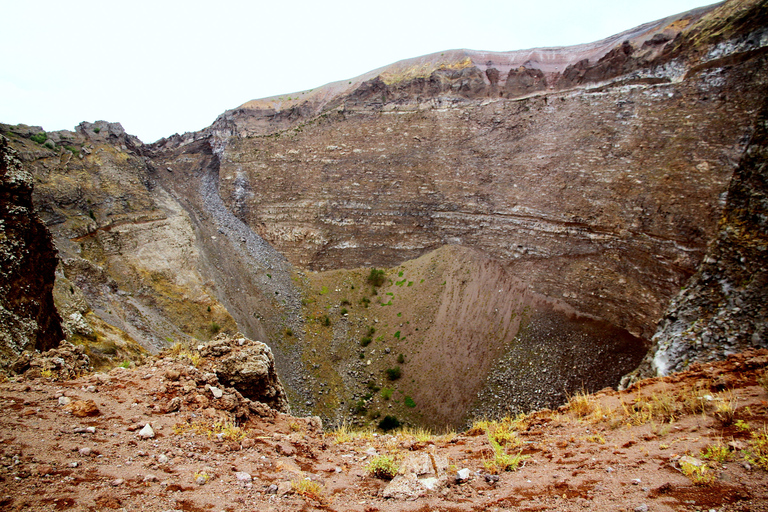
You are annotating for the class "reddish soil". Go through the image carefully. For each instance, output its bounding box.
[1,350,767,512]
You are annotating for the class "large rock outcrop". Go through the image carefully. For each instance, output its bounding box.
[623,97,768,384]
[199,333,290,413]
[0,136,63,370]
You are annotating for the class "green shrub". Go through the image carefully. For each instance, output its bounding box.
[394,331,401,339]
[30,132,47,144]
[209,322,221,334]
[378,415,401,431]
[397,354,405,364]
[366,455,399,479]
[385,366,402,381]
[381,388,393,400]
[44,141,54,149]
[361,336,372,347]
[64,145,79,155]
[93,126,101,133]
[323,316,331,327]
[360,297,370,308]
[367,268,386,287]
[404,396,416,408]
[340,308,348,315]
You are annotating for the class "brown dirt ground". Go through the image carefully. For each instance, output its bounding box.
[1,350,767,512]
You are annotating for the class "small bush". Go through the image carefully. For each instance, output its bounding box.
[746,427,768,470]
[385,366,402,381]
[701,440,731,463]
[340,299,351,306]
[340,307,348,315]
[361,336,372,347]
[404,396,416,408]
[484,434,529,474]
[680,459,716,486]
[323,316,331,327]
[378,415,401,431]
[367,268,386,287]
[64,145,79,155]
[381,388,393,400]
[209,322,221,334]
[360,297,370,307]
[292,478,324,501]
[397,353,405,364]
[30,132,47,144]
[93,126,101,133]
[366,455,399,479]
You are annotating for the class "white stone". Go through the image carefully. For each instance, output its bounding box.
[235,471,252,483]
[210,386,223,398]
[138,424,155,439]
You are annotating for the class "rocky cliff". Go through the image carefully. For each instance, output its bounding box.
[0,136,63,370]
[624,94,768,383]
[2,0,767,428]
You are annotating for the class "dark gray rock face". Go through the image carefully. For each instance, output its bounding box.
[623,97,768,385]
[0,136,63,370]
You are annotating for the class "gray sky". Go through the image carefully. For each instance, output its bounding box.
[2,0,714,143]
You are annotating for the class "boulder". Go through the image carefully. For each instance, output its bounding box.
[199,334,290,413]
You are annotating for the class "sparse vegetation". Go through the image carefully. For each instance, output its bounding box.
[381,387,393,400]
[30,132,47,144]
[378,415,401,431]
[209,322,221,334]
[701,440,731,463]
[367,268,386,287]
[366,454,399,479]
[397,353,405,364]
[292,478,324,501]
[360,336,372,347]
[484,433,529,474]
[385,366,402,381]
[680,458,716,485]
[404,395,416,408]
[173,420,246,442]
[746,426,768,471]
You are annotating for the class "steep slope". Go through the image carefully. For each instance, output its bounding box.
[625,94,768,382]
[2,0,767,428]
[0,136,63,368]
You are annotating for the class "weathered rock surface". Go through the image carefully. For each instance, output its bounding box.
[0,136,63,370]
[199,333,290,413]
[623,94,768,384]
[11,340,91,380]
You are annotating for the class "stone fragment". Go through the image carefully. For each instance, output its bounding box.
[58,396,72,406]
[456,468,471,482]
[65,399,99,417]
[111,478,125,486]
[138,424,155,439]
[78,447,92,457]
[235,471,252,483]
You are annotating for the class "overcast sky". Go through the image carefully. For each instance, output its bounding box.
[2,0,714,143]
